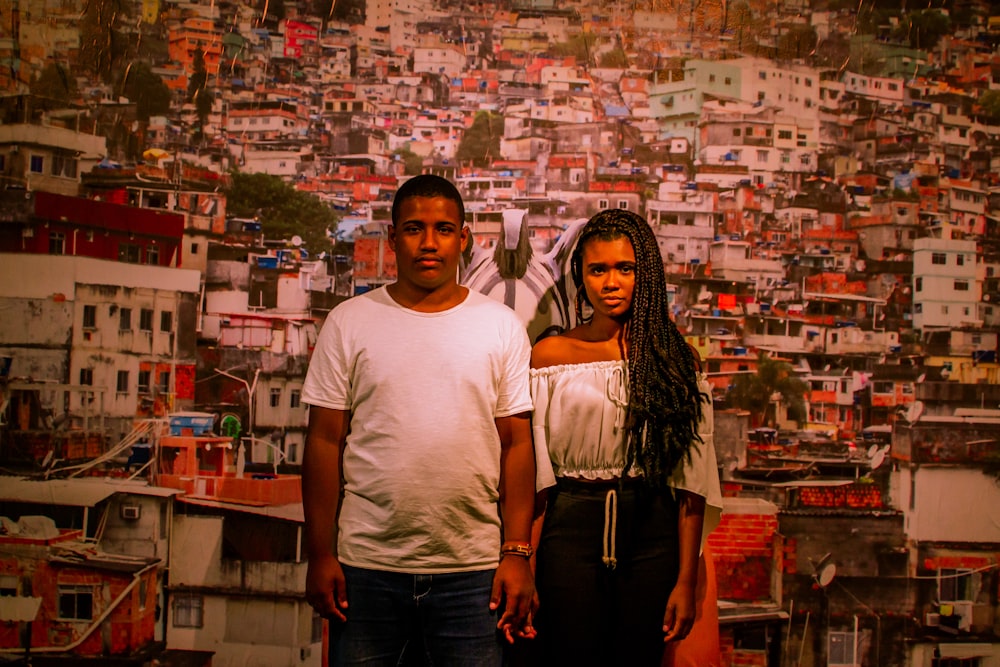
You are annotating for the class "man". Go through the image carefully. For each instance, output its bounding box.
[302,174,538,666]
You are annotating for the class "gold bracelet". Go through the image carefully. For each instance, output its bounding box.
[500,543,534,558]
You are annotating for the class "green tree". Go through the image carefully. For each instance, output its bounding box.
[893,10,951,50]
[599,47,628,68]
[725,353,808,427]
[188,49,215,142]
[456,111,502,168]
[79,0,133,83]
[549,33,598,65]
[392,146,424,175]
[776,24,818,60]
[118,62,172,121]
[30,63,78,106]
[225,172,339,254]
[977,90,1000,124]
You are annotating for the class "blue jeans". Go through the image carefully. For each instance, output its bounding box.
[330,565,502,667]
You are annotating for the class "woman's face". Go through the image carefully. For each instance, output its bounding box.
[579,235,636,321]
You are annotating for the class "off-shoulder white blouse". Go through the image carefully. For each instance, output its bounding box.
[530,360,723,545]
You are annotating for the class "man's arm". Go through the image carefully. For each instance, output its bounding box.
[491,412,537,641]
[302,405,351,622]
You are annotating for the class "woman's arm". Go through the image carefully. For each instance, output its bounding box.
[662,490,706,642]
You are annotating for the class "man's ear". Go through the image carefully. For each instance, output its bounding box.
[387,224,397,250]
[460,225,470,252]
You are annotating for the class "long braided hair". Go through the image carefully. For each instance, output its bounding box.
[570,209,705,488]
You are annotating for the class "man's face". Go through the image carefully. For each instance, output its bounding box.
[389,195,469,295]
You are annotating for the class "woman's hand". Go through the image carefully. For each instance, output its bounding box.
[662,580,696,643]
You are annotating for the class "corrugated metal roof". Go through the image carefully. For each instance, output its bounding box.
[178,496,303,522]
[0,477,180,507]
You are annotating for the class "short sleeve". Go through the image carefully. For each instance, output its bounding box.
[494,316,533,418]
[668,376,723,551]
[529,371,557,492]
[301,309,352,410]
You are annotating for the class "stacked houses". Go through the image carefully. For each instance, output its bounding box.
[1,0,1000,663]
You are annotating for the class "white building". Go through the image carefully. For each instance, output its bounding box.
[911,233,980,331]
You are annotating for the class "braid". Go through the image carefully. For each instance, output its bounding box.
[571,209,706,488]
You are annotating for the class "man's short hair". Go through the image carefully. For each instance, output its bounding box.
[391,174,465,226]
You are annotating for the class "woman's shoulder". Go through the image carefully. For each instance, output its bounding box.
[531,327,622,369]
[530,333,576,369]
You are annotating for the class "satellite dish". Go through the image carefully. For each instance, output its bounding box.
[816,562,837,587]
[905,401,925,423]
[870,449,887,470]
[291,235,303,247]
[867,444,879,458]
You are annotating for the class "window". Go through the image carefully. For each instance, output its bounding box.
[915,303,923,313]
[119,243,141,263]
[942,305,949,315]
[270,388,281,407]
[58,586,94,620]
[119,308,132,331]
[116,371,129,393]
[709,74,716,83]
[756,150,769,163]
[828,631,857,667]
[915,277,922,292]
[158,371,170,393]
[139,309,154,332]
[51,153,77,178]
[724,77,732,85]
[174,595,204,628]
[956,254,965,266]
[138,578,148,611]
[617,200,629,210]
[954,280,969,291]
[138,370,151,393]
[732,128,741,137]
[290,389,301,408]
[49,232,65,255]
[191,243,200,255]
[939,568,974,602]
[312,613,324,643]
[598,199,609,209]
[83,305,96,329]
[0,574,17,597]
[932,252,947,265]
[147,245,159,265]
[79,368,93,385]
[30,155,44,173]
[160,311,173,332]
[873,381,893,394]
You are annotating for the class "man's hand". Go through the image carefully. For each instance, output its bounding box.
[306,553,349,623]
[662,580,696,643]
[490,556,538,643]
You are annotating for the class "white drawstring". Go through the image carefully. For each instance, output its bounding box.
[607,365,628,431]
[602,489,618,569]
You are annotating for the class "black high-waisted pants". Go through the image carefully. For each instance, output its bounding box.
[533,477,680,667]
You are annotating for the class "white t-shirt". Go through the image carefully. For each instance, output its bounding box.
[301,286,534,573]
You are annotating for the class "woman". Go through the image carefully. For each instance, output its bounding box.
[529,209,722,666]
